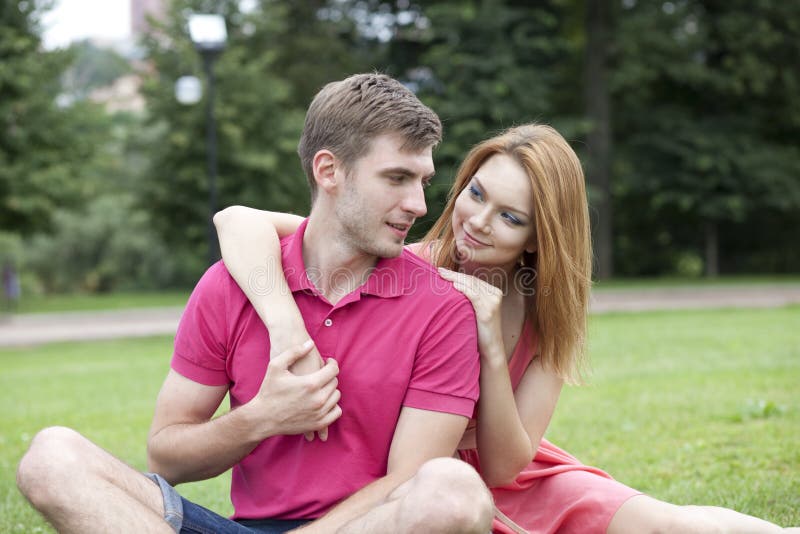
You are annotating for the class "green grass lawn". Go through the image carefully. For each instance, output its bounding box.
[11,290,190,314]
[2,306,798,532]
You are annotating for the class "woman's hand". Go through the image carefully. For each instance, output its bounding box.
[437,268,505,364]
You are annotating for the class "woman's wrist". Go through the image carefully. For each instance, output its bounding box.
[479,343,507,367]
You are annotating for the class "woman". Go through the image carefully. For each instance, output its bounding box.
[214,124,796,533]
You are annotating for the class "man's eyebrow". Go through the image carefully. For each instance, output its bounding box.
[472,176,531,218]
[380,167,436,181]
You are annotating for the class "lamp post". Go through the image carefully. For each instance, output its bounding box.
[188,14,227,266]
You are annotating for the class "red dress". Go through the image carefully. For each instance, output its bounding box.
[457,325,641,534]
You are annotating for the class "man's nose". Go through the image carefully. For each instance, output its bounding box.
[401,182,427,218]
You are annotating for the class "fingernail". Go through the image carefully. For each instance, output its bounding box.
[303,339,314,349]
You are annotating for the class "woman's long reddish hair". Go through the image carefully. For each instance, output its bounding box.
[423,124,592,383]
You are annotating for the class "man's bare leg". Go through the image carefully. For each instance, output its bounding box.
[17,426,172,534]
[335,458,493,534]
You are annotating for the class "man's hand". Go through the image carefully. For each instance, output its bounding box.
[245,341,342,441]
[268,330,329,441]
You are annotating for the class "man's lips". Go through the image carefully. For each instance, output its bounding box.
[387,222,412,237]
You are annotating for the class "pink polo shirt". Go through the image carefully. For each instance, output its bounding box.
[171,220,480,520]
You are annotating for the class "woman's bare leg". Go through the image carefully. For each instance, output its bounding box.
[608,494,796,534]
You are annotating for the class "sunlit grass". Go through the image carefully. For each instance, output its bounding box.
[10,290,190,314]
[2,306,798,531]
[548,305,800,526]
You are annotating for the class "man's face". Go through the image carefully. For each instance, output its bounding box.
[334,134,434,258]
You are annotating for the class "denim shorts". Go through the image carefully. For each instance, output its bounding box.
[145,473,312,534]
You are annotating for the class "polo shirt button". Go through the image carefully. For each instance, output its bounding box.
[324,318,333,327]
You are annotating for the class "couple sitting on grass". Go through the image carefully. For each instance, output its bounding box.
[17,73,798,533]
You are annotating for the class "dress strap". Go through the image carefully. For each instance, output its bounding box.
[494,505,530,534]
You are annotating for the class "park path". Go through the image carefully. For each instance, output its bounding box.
[1,285,799,348]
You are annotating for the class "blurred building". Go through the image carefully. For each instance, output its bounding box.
[131,0,168,37]
[89,74,146,113]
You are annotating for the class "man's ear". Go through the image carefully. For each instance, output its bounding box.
[312,150,339,194]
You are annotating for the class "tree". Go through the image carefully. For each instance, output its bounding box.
[61,39,132,100]
[405,0,583,238]
[584,0,613,279]
[0,1,109,235]
[612,0,800,276]
[137,0,380,278]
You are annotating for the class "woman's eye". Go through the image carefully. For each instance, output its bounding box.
[502,212,523,225]
[468,185,482,199]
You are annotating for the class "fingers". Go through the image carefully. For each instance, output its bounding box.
[273,339,315,370]
[306,357,339,388]
[438,268,501,298]
[438,268,479,298]
[304,375,340,442]
[438,267,476,290]
[317,403,343,428]
[303,359,341,442]
[314,387,342,442]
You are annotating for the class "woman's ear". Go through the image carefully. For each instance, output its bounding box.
[312,150,338,193]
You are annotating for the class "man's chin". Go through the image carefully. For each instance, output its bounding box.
[373,241,404,259]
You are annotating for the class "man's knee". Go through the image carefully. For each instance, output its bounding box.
[17,426,88,505]
[411,458,493,533]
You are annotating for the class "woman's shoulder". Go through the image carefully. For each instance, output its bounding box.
[404,240,436,261]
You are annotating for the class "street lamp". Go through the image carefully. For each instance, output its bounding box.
[188,14,227,266]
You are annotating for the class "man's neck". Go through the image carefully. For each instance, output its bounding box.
[303,212,378,304]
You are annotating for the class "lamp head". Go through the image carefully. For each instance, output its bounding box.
[188,14,227,52]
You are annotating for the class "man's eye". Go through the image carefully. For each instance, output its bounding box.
[422,180,432,189]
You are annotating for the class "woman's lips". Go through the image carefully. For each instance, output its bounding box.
[462,228,490,247]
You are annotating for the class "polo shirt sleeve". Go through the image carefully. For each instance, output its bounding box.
[403,295,480,418]
[171,262,230,386]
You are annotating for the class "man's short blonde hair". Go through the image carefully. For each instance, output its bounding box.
[298,73,442,202]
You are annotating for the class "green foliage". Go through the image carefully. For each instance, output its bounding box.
[612,1,800,273]
[61,39,132,99]
[4,0,800,295]
[406,1,585,236]
[137,0,379,277]
[0,2,110,235]
[24,194,176,292]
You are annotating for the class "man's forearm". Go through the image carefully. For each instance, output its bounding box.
[148,403,265,485]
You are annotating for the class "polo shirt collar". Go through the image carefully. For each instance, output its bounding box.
[282,219,405,299]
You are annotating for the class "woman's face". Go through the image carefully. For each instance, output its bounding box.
[452,153,536,273]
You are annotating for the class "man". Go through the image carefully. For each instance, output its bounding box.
[17,73,493,533]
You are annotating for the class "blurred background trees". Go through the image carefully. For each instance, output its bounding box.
[1,0,798,295]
